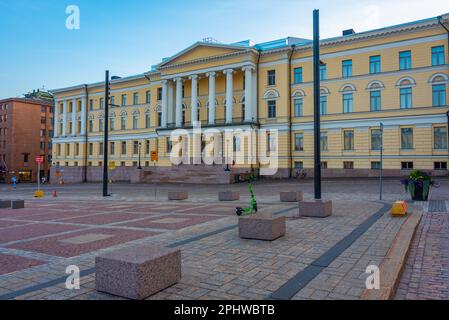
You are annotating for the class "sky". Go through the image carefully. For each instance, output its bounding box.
[0,0,448,99]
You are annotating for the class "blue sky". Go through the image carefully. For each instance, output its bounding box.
[0,0,448,99]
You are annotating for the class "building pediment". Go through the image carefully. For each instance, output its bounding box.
[157,42,253,70]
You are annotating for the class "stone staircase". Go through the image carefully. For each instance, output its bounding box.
[139,164,233,184]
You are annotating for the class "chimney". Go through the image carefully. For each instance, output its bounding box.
[342,29,355,36]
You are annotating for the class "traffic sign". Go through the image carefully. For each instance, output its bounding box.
[109,161,116,170]
[35,156,44,164]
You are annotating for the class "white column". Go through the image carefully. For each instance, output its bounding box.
[207,72,216,125]
[62,100,67,136]
[80,97,87,135]
[167,81,174,126]
[175,77,183,127]
[161,80,168,128]
[54,101,59,137]
[70,99,76,136]
[190,75,198,125]
[224,69,234,124]
[252,69,258,122]
[243,66,254,123]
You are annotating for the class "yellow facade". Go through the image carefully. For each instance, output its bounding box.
[51,14,449,180]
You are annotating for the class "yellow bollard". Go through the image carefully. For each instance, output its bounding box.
[34,190,45,198]
[391,201,408,217]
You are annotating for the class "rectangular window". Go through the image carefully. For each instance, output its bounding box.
[110,142,115,155]
[110,117,115,131]
[121,142,127,155]
[400,87,413,109]
[99,118,104,132]
[75,143,79,156]
[344,130,354,151]
[434,126,448,149]
[293,67,303,84]
[401,162,414,170]
[89,99,94,110]
[343,93,353,113]
[99,142,104,156]
[321,162,328,169]
[233,136,241,152]
[121,116,126,130]
[370,90,382,111]
[371,161,381,170]
[295,133,304,151]
[294,161,304,169]
[100,98,104,109]
[145,113,151,128]
[401,128,414,149]
[121,94,127,107]
[320,132,328,151]
[133,93,139,105]
[88,143,93,156]
[166,138,172,153]
[342,60,352,78]
[157,112,162,127]
[432,46,445,66]
[133,115,138,129]
[157,88,162,101]
[434,162,448,170]
[343,161,354,169]
[371,129,382,150]
[294,98,303,117]
[399,50,412,70]
[146,91,151,104]
[320,96,327,115]
[268,100,276,118]
[268,70,276,86]
[110,96,115,106]
[370,55,381,74]
[320,64,327,80]
[267,133,277,152]
[432,84,447,107]
[145,140,150,154]
[133,141,139,155]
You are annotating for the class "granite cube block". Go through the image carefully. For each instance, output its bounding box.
[168,191,188,201]
[280,191,303,202]
[0,200,11,208]
[96,245,181,300]
[218,191,240,201]
[239,212,286,241]
[298,200,332,218]
[11,200,25,209]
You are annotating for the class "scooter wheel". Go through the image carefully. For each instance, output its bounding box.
[236,207,243,216]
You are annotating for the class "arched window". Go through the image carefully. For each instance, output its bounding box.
[429,73,449,107]
[109,112,116,131]
[120,111,127,130]
[397,77,415,109]
[145,109,151,129]
[320,87,330,115]
[292,90,306,118]
[340,84,356,113]
[133,111,139,129]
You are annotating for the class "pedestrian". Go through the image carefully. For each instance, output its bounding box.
[11,176,17,189]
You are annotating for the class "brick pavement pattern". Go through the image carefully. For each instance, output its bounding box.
[395,201,449,300]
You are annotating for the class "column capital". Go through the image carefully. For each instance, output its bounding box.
[206,72,216,78]
[189,74,198,81]
[242,66,255,72]
[223,69,234,75]
[162,79,168,85]
[174,77,183,83]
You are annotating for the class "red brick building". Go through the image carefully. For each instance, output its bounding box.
[0,98,54,183]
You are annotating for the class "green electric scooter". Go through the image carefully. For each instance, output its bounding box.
[236,177,258,216]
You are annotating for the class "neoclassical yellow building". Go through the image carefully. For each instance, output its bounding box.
[51,14,449,183]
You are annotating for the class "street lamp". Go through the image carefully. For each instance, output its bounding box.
[138,142,142,169]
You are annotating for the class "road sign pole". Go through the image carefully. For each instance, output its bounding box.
[37,162,41,192]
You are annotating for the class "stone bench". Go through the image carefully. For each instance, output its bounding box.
[280,191,303,202]
[96,245,181,300]
[168,191,188,201]
[239,212,286,241]
[0,200,11,209]
[11,200,25,209]
[298,200,332,218]
[218,191,240,201]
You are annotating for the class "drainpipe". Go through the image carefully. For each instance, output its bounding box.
[438,16,449,173]
[287,45,295,179]
[83,84,88,183]
[255,49,262,178]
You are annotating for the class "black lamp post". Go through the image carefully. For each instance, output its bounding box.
[102,70,110,197]
[138,142,142,169]
[313,9,322,200]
